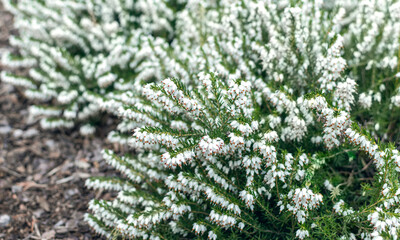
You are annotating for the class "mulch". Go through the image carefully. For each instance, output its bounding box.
[0,4,121,240]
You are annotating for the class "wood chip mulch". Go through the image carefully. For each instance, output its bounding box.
[0,3,122,239]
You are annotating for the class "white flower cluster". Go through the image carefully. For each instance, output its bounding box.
[307,96,351,149]
[239,190,255,211]
[344,128,385,170]
[133,128,179,150]
[316,36,346,92]
[209,210,237,229]
[227,81,253,118]
[198,136,225,157]
[296,229,310,240]
[333,200,355,216]
[333,78,357,111]
[368,208,400,240]
[79,124,96,136]
[161,151,195,169]
[162,78,204,117]
[391,150,400,172]
[192,223,207,235]
[286,188,323,224]
[358,92,373,109]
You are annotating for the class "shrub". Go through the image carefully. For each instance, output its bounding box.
[86,72,400,239]
[1,0,180,134]
[84,1,400,239]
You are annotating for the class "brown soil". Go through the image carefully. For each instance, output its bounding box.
[0,3,119,240]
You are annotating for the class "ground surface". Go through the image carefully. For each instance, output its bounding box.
[0,4,118,240]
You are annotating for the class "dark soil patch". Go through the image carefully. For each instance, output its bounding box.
[0,3,121,239]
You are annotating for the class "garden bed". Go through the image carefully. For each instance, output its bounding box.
[0,4,116,239]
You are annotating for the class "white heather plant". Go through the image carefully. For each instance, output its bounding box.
[86,73,400,239]
[82,0,400,239]
[0,0,179,135]
[3,0,400,239]
[84,0,400,239]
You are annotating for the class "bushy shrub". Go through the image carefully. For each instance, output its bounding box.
[87,72,400,239]
[1,0,181,134]
[84,1,400,239]
[3,0,400,239]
